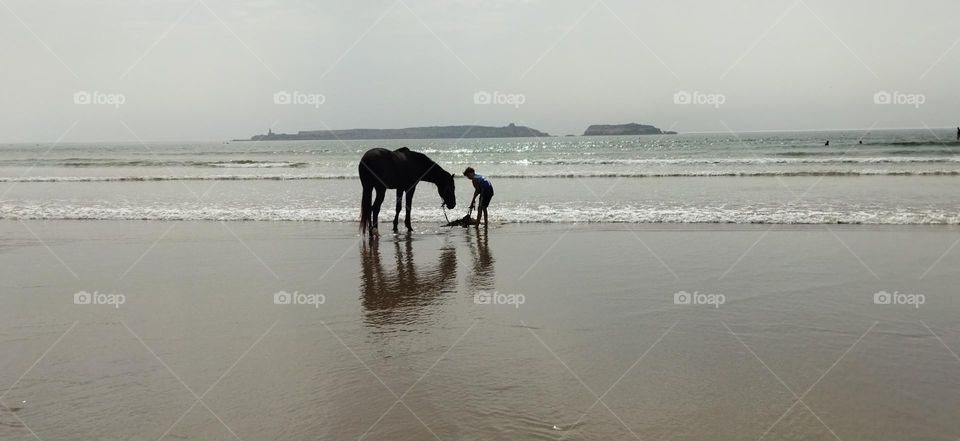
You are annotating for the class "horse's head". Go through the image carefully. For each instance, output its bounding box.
[437,172,456,209]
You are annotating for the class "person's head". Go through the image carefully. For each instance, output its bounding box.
[463,167,475,179]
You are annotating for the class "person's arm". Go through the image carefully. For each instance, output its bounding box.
[470,179,480,208]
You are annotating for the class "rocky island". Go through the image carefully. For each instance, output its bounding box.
[583,123,676,136]
[241,123,549,141]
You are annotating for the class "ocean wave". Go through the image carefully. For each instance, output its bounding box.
[773,149,960,157]
[2,205,957,225]
[208,160,308,168]
[886,141,960,147]
[0,159,310,168]
[2,169,959,183]
[4,156,959,169]
[498,157,960,165]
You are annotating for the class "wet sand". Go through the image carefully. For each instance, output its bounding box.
[2,220,960,440]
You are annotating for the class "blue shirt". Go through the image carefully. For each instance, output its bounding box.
[474,174,493,191]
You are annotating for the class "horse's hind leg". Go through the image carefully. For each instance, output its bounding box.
[404,186,416,231]
[370,186,386,237]
[392,190,402,232]
[360,182,372,234]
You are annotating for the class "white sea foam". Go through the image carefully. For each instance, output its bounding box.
[208,161,306,168]
[2,169,958,183]
[499,157,960,165]
[2,204,957,224]
[6,156,960,169]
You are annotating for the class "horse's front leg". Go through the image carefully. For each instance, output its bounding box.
[404,186,416,231]
[371,187,386,237]
[392,190,402,232]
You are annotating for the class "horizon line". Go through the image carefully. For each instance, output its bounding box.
[2,125,957,144]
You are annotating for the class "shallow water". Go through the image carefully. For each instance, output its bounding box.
[2,221,959,440]
[2,175,959,224]
[2,129,960,224]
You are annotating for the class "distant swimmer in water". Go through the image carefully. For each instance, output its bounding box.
[859,140,863,144]
[824,140,830,146]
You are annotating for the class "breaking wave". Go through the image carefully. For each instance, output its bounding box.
[2,169,959,182]
[496,157,960,165]
[2,204,958,224]
[0,159,309,168]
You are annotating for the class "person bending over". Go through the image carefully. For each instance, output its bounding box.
[464,167,493,226]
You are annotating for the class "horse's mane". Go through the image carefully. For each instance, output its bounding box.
[395,147,436,166]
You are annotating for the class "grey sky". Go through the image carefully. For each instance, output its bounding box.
[1,0,958,142]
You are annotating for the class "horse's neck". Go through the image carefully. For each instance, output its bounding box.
[419,162,443,184]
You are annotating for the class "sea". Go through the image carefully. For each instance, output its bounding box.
[2,128,959,224]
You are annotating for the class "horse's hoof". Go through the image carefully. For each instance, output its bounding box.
[371,228,380,238]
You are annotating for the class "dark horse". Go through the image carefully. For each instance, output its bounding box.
[359,147,456,236]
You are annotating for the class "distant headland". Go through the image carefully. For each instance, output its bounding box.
[583,123,676,136]
[237,122,676,141]
[240,123,549,141]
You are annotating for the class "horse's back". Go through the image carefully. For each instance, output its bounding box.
[358,147,432,189]
[360,147,392,161]
[359,148,405,188]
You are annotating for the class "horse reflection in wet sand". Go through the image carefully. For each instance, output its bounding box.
[359,237,457,326]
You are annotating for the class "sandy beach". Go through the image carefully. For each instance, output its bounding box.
[2,220,959,440]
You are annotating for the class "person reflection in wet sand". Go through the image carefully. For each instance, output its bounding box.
[359,235,457,326]
[466,228,495,292]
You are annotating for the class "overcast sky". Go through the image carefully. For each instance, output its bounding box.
[1,0,958,142]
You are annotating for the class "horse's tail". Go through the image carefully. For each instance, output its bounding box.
[359,185,371,234]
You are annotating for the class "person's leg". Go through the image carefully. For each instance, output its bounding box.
[481,191,492,225]
[474,194,485,226]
